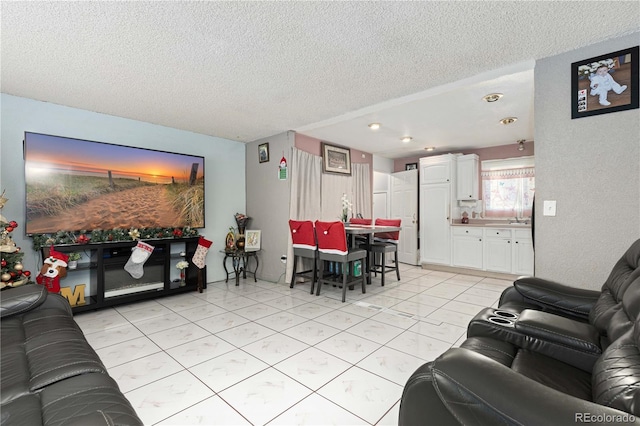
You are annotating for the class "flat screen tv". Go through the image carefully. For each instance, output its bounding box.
[24,132,205,235]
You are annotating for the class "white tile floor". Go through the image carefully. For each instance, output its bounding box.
[74,264,512,425]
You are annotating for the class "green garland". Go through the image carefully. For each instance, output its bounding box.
[31,227,199,251]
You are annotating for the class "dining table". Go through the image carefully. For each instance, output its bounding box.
[344,223,402,284]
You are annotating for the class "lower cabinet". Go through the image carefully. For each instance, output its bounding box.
[452,227,483,269]
[512,229,534,275]
[483,229,513,274]
[450,227,534,275]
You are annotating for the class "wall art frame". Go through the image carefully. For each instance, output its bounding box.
[571,45,638,119]
[405,162,418,170]
[258,143,270,163]
[321,142,352,175]
[245,230,261,251]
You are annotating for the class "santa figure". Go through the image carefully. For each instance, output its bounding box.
[36,248,69,293]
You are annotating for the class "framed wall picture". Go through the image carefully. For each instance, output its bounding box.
[321,142,351,175]
[405,162,418,170]
[245,230,261,251]
[258,143,270,163]
[571,46,639,119]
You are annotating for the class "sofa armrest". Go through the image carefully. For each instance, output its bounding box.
[514,277,600,320]
[0,284,48,318]
[430,348,640,425]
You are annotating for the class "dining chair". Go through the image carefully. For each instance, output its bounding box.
[370,218,401,286]
[314,220,367,302]
[288,220,318,294]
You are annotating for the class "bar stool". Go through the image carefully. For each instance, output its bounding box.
[370,218,401,286]
[315,220,367,302]
[349,218,372,280]
[288,220,318,294]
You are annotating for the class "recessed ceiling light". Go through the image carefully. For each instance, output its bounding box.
[401,136,413,143]
[368,123,381,130]
[424,147,436,152]
[500,117,518,125]
[483,93,503,102]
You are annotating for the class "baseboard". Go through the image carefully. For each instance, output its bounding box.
[420,263,520,281]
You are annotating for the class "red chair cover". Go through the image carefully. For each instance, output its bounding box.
[374,218,401,243]
[349,218,372,225]
[315,221,348,255]
[289,220,316,250]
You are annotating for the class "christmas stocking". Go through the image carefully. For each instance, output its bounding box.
[124,241,154,279]
[192,237,212,269]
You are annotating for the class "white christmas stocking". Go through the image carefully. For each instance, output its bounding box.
[192,237,212,269]
[124,241,154,279]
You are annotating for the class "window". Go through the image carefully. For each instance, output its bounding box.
[481,157,535,219]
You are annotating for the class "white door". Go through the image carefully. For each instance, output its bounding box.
[420,183,451,265]
[391,170,419,265]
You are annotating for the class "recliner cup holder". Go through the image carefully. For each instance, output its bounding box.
[487,316,515,327]
[493,310,518,320]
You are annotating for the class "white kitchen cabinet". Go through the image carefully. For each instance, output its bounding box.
[456,154,479,200]
[484,229,512,273]
[452,227,483,269]
[420,154,456,184]
[512,229,534,275]
[420,183,451,265]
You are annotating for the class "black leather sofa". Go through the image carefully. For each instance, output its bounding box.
[1,284,142,426]
[399,240,640,425]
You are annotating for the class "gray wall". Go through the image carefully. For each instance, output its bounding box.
[246,131,294,283]
[535,32,640,289]
[1,94,246,283]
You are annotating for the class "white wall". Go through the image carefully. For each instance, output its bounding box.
[534,32,640,288]
[0,94,246,282]
[373,155,394,173]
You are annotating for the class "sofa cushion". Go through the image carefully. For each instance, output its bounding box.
[459,336,516,367]
[0,284,47,318]
[23,309,107,390]
[0,394,43,426]
[592,324,640,416]
[512,349,592,401]
[40,373,142,426]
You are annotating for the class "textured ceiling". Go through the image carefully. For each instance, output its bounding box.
[2,2,639,158]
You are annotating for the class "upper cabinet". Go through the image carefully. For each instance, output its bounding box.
[456,154,479,200]
[420,154,457,184]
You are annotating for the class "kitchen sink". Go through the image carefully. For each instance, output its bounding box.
[485,222,530,227]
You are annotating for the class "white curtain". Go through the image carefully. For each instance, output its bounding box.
[286,148,322,284]
[286,149,372,284]
[320,163,371,220]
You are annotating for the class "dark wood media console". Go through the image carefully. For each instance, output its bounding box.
[42,236,206,313]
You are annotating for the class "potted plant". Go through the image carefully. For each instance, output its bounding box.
[67,252,82,269]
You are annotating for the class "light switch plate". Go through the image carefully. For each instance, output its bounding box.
[543,200,557,216]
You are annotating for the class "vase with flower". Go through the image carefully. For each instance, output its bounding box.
[176,260,189,286]
[234,213,251,250]
[340,193,352,223]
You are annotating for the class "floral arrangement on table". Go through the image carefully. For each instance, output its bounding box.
[176,260,189,286]
[31,226,199,251]
[578,58,615,77]
[341,193,352,223]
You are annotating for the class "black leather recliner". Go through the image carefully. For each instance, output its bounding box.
[499,238,640,324]
[399,240,640,426]
[1,285,142,426]
[399,274,640,425]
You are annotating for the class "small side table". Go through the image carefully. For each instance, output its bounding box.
[221,249,260,286]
